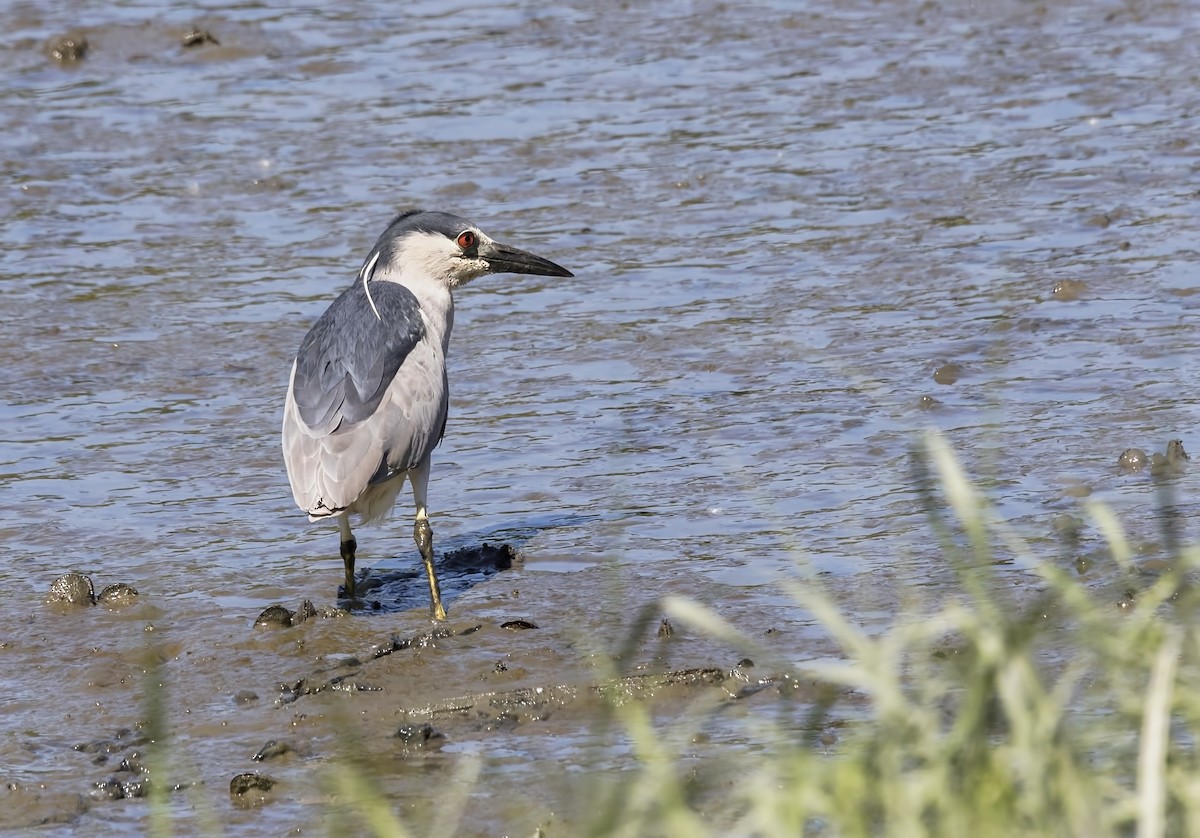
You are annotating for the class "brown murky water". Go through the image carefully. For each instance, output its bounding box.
[3,0,1200,833]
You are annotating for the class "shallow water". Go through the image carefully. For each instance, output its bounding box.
[3,0,1200,833]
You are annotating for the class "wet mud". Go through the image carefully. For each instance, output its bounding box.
[10,551,849,834]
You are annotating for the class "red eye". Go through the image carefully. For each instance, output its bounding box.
[456,230,475,249]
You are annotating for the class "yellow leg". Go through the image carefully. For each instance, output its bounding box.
[410,458,447,620]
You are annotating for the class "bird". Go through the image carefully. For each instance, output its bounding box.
[281,210,573,620]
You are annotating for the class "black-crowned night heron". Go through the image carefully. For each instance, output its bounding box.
[281,210,573,619]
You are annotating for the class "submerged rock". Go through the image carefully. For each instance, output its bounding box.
[252,740,294,762]
[394,723,445,751]
[1051,278,1087,302]
[500,619,538,631]
[47,33,89,63]
[90,778,126,801]
[229,773,276,807]
[88,775,152,802]
[932,361,963,385]
[118,751,147,775]
[182,28,220,48]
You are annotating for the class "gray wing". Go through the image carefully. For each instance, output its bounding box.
[282,279,449,519]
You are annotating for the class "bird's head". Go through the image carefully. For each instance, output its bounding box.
[364,209,573,290]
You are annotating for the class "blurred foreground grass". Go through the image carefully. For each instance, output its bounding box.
[191,433,1200,837]
[634,433,1200,837]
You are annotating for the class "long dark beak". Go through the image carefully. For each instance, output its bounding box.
[482,241,574,278]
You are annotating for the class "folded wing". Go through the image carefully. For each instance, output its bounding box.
[282,280,449,519]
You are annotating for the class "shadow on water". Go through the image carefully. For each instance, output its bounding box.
[301,511,600,617]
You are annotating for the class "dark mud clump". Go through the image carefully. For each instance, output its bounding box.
[442,542,519,572]
[72,728,193,808]
[500,619,539,631]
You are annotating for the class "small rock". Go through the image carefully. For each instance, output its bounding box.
[48,572,95,606]
[90,778,125,801]
[118,751,146,774]
[47,34,88,63]
[1118,448,1148,473]
[252,740,294,762]
[932,362,963,385]
[182,28,220,48]
[254,604,294,628]
[229,773,275,807]
[98,583,139,607]
[293,599,318,624]
[1051,279,1087,302]
[121,778,151,798]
